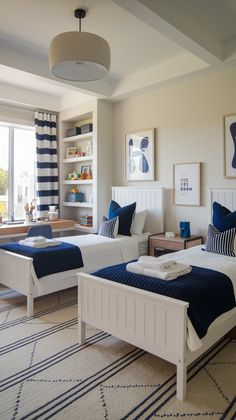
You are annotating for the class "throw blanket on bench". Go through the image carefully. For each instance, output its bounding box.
[92,262,236,339]
[0,242,84,278]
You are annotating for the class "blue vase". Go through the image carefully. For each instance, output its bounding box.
[180,221,191,238]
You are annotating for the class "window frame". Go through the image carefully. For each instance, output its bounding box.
[0,121,36,222]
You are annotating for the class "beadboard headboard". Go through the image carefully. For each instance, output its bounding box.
[112,186,164,234]
[207,188,236,224]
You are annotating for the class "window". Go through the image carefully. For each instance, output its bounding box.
[0,123,36,222]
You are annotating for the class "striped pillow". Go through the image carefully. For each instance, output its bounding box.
[98,216,119,239]
[205,224,236,257]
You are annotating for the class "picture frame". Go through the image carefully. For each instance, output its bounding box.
[223,114,236,178]
[81,165,92,176]
[66,146,77,159]
[173,162,201,206]
[125,128,155,181]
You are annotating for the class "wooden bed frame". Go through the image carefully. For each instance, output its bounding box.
[77,187,236,401]
[0,186,164,316]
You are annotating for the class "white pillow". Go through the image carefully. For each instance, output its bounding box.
[131,209,148,235]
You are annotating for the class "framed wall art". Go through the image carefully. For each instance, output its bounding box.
[223,114,236,178]
[125,128,155,181]
[173,162,201,206]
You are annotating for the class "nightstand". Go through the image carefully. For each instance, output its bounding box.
[149,233,203,257]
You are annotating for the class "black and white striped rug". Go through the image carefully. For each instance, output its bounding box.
[0,286,235,419]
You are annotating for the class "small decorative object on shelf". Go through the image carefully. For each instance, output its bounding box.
[80,123,93,134]
[81,165,92,179]
[79,215,93,227]
[66,147,77,158]
[67,126,81,137]
[86,141,93,155]
[67,171,81,180]
[67,188,84,202]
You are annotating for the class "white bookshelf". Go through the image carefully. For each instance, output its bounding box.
[59,100,113,233]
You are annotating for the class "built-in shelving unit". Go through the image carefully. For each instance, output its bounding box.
[59,100,113,233]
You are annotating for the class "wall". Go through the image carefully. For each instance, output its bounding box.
[113,67,236,236]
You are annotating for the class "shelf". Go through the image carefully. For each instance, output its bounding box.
[63,155,93,163]
[63,180,93,185]
[63,132,93,143]
[75,224,96,233]
[63,202,93,208]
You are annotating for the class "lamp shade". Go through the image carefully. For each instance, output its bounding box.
[49,31,110,82]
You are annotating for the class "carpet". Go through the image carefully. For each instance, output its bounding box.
[0,285,235,420]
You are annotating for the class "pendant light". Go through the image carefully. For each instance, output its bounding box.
[49,9,110,82]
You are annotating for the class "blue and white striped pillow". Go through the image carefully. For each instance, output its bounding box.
[98,216,119,239]
[205,224,236,257]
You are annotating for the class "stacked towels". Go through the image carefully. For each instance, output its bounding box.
[126,255,191,280]
[19,236,61,248]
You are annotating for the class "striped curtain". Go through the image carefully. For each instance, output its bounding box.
[35,112,58,218]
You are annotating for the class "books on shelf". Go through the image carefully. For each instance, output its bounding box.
[79,215,93,227]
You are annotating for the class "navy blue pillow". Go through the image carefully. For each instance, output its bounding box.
[109,200,136,236]
[212,201,236,232]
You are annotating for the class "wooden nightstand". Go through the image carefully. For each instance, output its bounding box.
[149,233,203,257]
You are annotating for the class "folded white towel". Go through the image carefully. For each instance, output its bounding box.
[137,259,178,271]
[137,255,190,273]
[126,262,192,280]
[19,239,61,248]
[24,236,47,243]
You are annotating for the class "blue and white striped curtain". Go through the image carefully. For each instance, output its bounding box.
[35,112,58,218]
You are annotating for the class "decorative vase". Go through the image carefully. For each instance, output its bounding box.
[25,213,33,224]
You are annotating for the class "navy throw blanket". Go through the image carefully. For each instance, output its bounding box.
[0,242,84,279]
[92,262,236,339]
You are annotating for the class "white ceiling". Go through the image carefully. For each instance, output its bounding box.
[0,0,236,108]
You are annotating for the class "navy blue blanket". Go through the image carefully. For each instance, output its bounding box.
[92,262,236,339]
[0,242,84,278]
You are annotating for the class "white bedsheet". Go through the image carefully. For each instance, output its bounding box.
[157,245,236,351]
[33,233,148,292]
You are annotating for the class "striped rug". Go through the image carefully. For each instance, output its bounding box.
[0,285,235,419]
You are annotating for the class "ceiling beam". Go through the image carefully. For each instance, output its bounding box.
[0,41,113,99]
[112,0,223,65]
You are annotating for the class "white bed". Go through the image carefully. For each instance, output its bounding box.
[77,187,236,401]
[0,186,164,317]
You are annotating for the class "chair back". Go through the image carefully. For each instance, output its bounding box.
[27,225,53,239]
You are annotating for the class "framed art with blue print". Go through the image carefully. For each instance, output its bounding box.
[125,128,155,181]
[223,114,236,178]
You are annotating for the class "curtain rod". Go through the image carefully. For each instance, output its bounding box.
[0,100,59,115]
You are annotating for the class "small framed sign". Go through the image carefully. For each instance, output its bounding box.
[173,162,201,206]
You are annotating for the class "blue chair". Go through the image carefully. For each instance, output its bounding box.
[27,224,53,239]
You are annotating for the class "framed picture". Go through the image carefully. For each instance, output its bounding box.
[173,162,201,206]
[223,114,236,178]
[66,147,76,159]
[125,128,155,181]
[81,165,92,177]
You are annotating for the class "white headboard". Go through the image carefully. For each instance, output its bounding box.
[207,188,236,224]
[112,186,164,234]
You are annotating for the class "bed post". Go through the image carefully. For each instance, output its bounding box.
[27,294,34,317]
[78,276,86,344]
[176,308,188,400]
